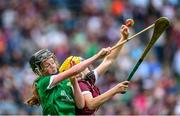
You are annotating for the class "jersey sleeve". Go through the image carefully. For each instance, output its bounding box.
[47,75,56,89]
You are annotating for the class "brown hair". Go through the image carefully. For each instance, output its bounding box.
[26,82,40,106]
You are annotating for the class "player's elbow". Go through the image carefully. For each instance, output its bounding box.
[76,101,85,109]
[86,100,98,110]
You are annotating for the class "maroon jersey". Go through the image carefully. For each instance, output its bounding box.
[76,71,100,115]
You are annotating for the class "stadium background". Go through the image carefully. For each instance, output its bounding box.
[0,0,180,115]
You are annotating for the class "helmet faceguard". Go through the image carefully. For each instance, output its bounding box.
[29,49,59,76]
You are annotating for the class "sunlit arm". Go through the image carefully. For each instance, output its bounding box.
[51,54,100,87]
[84,81,129,110]
[96,25,129,76]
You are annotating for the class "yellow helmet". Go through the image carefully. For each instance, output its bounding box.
[59,56,82,73]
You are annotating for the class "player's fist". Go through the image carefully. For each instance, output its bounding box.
[114,81,129,94]
[97,47,111,59]
[120,25,129,39]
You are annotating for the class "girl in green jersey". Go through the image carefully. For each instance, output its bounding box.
[26,47,111,115]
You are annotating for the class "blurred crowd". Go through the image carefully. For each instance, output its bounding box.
[0,0,180,115]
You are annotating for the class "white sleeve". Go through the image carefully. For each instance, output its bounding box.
[47,75,56,89]
[93,69,99,81]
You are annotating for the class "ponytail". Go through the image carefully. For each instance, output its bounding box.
[26,83,40,106]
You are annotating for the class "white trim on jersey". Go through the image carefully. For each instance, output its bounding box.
[47,75,56,89]
[82,91,92,95]
[93,69,99,82]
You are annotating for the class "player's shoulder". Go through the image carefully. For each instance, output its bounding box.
[78,79,88,85]
[78,79,91,87]
[35,75,51,86]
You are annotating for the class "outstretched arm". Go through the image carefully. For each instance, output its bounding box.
[95,25,129,76]
[84,81,129,110]
[50,47,111,87]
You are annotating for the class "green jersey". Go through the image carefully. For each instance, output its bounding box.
[35,75,75,115]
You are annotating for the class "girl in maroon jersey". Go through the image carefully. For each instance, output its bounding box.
[60,25,130,115]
